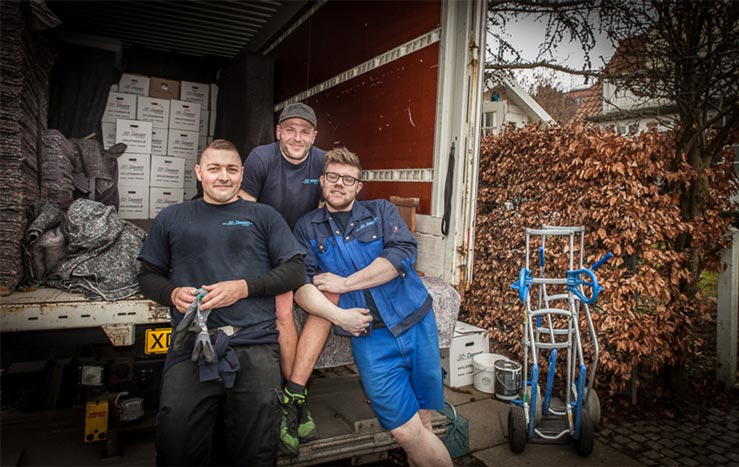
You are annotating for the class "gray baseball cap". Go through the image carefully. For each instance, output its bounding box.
[279,102,317,128]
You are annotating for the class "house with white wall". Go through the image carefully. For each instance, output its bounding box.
[481,77,553,135]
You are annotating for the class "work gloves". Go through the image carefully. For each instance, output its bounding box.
[172,288,216,363]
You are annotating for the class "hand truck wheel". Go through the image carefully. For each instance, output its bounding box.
[508,405,527,454]
[574,409,595,456]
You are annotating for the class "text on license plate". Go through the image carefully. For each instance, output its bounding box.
[145,328,171,355]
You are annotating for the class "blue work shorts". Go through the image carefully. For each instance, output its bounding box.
[351,310,444,430]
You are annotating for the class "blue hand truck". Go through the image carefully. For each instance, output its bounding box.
[509,226,612,456]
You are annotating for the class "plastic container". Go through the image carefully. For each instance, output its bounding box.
[472,353,506,393]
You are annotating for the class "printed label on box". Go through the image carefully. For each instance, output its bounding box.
[169,100,201,132]
[180,80,209,107]
[167,130,199,160]
[136,96,170,128]
[150,187,184,218]
[115,119,152,154]
[117,153,151,187]
[151,128,168,156]
[119,73,150,96]
[102,92,136,123]
[440,321,489,388]
[150,155,185,188]
[118,186,149,219]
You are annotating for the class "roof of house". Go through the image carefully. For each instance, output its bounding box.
[486,76,554,123]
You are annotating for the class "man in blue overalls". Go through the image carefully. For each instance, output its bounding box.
[293,147,453,466]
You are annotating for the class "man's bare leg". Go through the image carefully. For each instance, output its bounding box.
[289,315,333,385]
[275,291,297,380]
[391,412,452,467]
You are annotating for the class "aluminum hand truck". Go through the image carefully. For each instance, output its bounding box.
[508,226,611,456]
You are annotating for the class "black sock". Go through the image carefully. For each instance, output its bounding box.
[286,380,306,395]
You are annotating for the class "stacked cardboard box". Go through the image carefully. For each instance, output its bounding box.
[105,73,218,219]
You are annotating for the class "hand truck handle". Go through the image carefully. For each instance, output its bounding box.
[567,268,603,304]
[591,252,613,271]
[510,268,533,303]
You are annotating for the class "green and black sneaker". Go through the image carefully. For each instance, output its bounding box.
[276,389,300,458]
[296,391,318,442]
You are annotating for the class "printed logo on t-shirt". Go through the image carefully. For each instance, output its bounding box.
[302,178,320,185]
[222,220,254,228]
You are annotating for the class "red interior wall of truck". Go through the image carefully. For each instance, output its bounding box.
[359,182,432,215]
[306,44,438,169]
[270,1,441,215]
[272,1,441,102]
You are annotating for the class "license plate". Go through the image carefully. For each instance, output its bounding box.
[145,328,171,355]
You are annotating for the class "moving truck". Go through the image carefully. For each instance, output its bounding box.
[1,1,486,464]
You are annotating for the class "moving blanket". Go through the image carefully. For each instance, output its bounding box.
[44,198,145,300]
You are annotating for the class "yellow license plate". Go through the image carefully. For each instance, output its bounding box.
[145,328,171,355]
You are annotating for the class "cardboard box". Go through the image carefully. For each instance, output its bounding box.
[209,83,218,110]
[110,84,119,92]
[118,73,150,96]
[208,110,216,136]
[115,119,152,154]
[151,127,168,156]
[167,129,199,160]
[199,110,210,135]
[440,321,490,388]
[149,77,180,100]
[102,92,136,123]
[180,80,209,107]
[150,187,184,218]
[101,122,116,149]
[169,99,201,132]
[117,153,151,187]
[183,158,197,188]
[183,186,199,202]
[118,186,149,219]
[136,96,170,128]
[197,135,208,156]
[150,155,185,188]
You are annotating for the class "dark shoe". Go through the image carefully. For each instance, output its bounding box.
[297,399,318,441]
[276,389,300,457]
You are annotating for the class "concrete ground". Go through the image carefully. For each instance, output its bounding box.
[444,384,644,467]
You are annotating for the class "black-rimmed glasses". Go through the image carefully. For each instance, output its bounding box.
[323,172,360,186]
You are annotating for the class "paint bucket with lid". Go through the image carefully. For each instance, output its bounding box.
[494,359,521,400]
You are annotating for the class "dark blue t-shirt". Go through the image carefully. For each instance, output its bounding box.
[137,198,304,328]
[241,142,325,229]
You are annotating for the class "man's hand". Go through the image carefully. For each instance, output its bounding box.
[199,280,249,311]
[171,287,199,314]
[334,307,373,337]
[313,272,349,294]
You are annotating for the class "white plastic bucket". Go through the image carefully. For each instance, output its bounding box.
[494,359,521,400]
[472,353,506,393]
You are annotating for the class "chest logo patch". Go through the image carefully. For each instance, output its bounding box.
[223,220,253,228]
[303,178,320,185]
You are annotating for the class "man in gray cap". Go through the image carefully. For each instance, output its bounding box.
[238,102,327,457]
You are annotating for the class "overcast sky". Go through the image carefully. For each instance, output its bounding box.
[491,17,616,92]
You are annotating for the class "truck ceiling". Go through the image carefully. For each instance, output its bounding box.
[45,0,310,58]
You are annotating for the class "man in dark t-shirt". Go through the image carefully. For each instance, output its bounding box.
[237,102,328,457]
[137,139,306,465]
